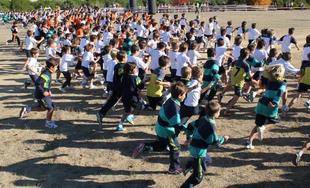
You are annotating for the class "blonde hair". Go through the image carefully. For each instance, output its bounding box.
[264,64,285,81]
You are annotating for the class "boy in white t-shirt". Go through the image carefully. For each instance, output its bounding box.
[81,44,99,89]
[128,45,148,81]
[279,27,299,53]
[176,43,191,80]
[24,30,44,58]
[248,23,261,45]
[59,46,76,92]
[168,42,180,81]
[23,48,41,89]
[188,42,201,67]
[149,42,166,72]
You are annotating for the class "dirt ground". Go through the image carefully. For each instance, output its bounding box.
[0,10,309,188]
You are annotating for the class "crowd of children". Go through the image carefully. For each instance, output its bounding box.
[5,7,308,186]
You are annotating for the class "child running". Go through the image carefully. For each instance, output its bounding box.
[132,82,187,174]
[19,58,59,128]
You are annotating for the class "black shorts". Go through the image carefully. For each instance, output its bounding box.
[75,61,82,70]
[82,67,94,78]
[234,86,243,97]
[180,105,200,119]
[298,83,310,92]
[195,36,203,44]
[260,76,268,87]
[252,71,263,81]
[37,96,54,110]
[25,50,31,58]
[255,114,278,127]
[226,34,232,40]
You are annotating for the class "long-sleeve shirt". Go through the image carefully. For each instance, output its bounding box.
[270,58,299,75]
[203,59,221,88]
[186,115,225,158]
[155,98,182,138]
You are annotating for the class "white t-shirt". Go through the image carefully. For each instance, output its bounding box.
[136,24,146,37]
[270,58,299,75]
[103,54,112,70]
[232,45,242,60]
[147,39,158,51]
[248,28,260,40]
[25,36,37,50]
[61,39,72,47]
[60,54,75,72]
[128,55,147,70]
[106,59,116,82]
[253,49,268,62]
[27,57,39,75]
[226,26,233,36]
[168,51,180,70]
[176,52,190,76]
[187,50,201,66]
[184,79,201,107]
[161,31,172,44]
[95,40,104,54]
[280,34,297,53]
[103,32,113,46]
[79,37,89,53]
[302,45,310,61]
[45,47,57,60]
[81,51,94,68]
[215,46,227,66]
[204,23,214,35]
[149,49,165,70]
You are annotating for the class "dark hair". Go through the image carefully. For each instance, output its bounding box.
[191,66,203,80]
[131,45,140,54]
[256,39,265,49]
[30,48,39,56]
[189,42,197,50]
[269,48,278,58]
[179,42,188,52]
[288,27,295,35]
[234,35,242,46]
[207,48,215,58]
[158,56,170,67]
[116,50,127,62]
[46,58,59,69]
[239,48,250,60]
[205,101,221,117]
[181,66,191,79]
[282,52,292,61]
[157,42,166,50]
[217,38,224,47]
[170,82,187,99]
[124,62,136,75]
[306,35,310,44]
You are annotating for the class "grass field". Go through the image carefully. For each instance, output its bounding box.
[0,10,309,188]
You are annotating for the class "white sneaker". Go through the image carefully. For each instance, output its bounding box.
[246,143,254,149]
[59,87,66,93]
[90,84,97,89]
[19,106,28,118]
[257,126,266,141]
[45,121,58,129]
[282,104,289,113]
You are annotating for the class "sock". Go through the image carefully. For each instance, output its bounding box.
[298,150,304,157]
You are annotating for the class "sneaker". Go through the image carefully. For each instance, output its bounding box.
[45,121,58,129]
[115,124,125,131]
[282,104,289,113]
[248,91,256,102]
[168,167,183,175]
[246,143,254,150]
[257,126,266,141]
[96,113,103,127]
[59,87,66,93]
[292,153,301,166]
[19,106,28,118]
[132,143,145,158]
[89,84,97,89]
[125,114,135,125]
[67,86,75,90]
[304,100,310,110]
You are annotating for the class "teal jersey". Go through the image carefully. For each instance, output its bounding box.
[155,98,181,138]
[202,59,221,88]
[186,115,225,158]
[255,80,286,118]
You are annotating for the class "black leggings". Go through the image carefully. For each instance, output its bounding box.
[147,96,163,110]
[61,71,71,88]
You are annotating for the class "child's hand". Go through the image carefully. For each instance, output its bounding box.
[268,102,276,108]
[224,135,229,141]
[43,91,50,97]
